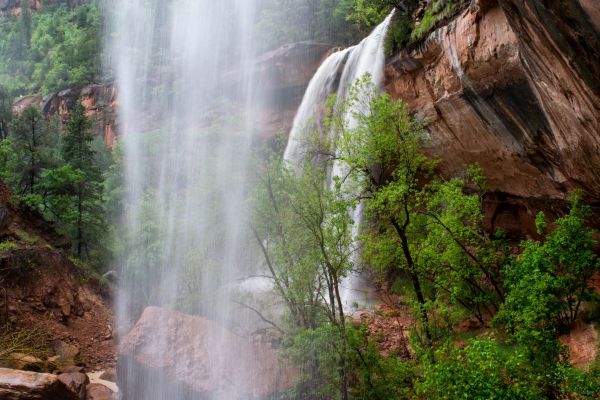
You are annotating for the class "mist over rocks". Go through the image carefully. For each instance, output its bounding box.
[118,307,296,400]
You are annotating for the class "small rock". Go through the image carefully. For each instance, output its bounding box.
[87,372,118,393]
[59,372,89,400]
[9,352,44,371]
[86,383,113,400]
[51,340,80,362]
[99,368,117,382]
[59,365,85,374]
[47,355,61,363]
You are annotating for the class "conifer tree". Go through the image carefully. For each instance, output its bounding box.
[43,102,105,261]
[10,105,56,197]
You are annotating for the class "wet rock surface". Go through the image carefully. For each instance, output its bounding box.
[12,83,118,148]
[118,306,296,400]
[58,372,89,400]
[85,383,113,400]
[385,0,600,208]
[0,368,79,400]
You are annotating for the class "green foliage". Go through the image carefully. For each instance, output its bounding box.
[347,325,416,399]
[253,148,355,330]
[330,74,437,344]
[0,241,17,253]
[283,324,345,399]
[0,2,101,96]
[41,103,107,266]
[496,193,599,348]
[417,337,546,399]
[6,105,59,196]
[384,13,411,57]
[410,0,456,41]
[382,0,459,57]
[418,177,506,322]
[252,134,357,398]
[313,75,600,398]
[535,211,547,235]
[0,324,50,369]
[345,0,392,28]
[0,85,11,140]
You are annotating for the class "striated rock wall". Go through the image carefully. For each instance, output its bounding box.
[13,83,118,148]
[385,0,600,232]
[250,41,334,140]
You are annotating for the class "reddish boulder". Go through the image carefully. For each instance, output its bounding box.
[118,306,296,399]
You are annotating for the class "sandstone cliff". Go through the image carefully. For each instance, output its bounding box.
[13,84,118,148]
[385,0,600,234]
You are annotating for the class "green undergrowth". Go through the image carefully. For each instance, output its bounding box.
[0,324,51,371]
[410,0,457,42]
[0,241,17,253]
[384,0,461,57]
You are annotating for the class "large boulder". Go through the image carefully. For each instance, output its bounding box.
[118,307,296,400]
[0,368,79,400]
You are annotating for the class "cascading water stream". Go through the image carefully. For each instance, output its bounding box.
[107,1,273,398]
[283,12,394,312]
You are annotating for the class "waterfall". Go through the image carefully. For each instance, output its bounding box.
[107,1,269,398]
[284,12,394,311]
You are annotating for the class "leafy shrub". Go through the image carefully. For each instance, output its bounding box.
[410,0,457,42]
[0,324,50,369]
[417,337,547,400]
[0,241,17,253]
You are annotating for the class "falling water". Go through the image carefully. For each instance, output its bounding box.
[284,12,394,311]
[107,0,275,398]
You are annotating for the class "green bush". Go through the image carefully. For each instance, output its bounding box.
[410,0,457,42]
[0,241,17,253]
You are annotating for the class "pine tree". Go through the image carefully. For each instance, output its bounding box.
[10,105,57,197]
[44,102,105,262]
[0,86,11,140]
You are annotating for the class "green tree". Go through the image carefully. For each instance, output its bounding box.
[0,85,11,140]
[9,105,57,197]
[496,192,599,350]
[252,147,355,399]
[329,75,436,346]
[43,102,106,263]
[417,174,506,324]
[417,337,546,400]
[0,2,101,96]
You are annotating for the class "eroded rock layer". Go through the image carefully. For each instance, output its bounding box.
[385,0,600,204]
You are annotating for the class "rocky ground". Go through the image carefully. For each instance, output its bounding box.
[0,181,118,399]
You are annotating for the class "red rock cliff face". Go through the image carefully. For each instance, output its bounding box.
[385,0,600,209]
[13,83,118,148]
